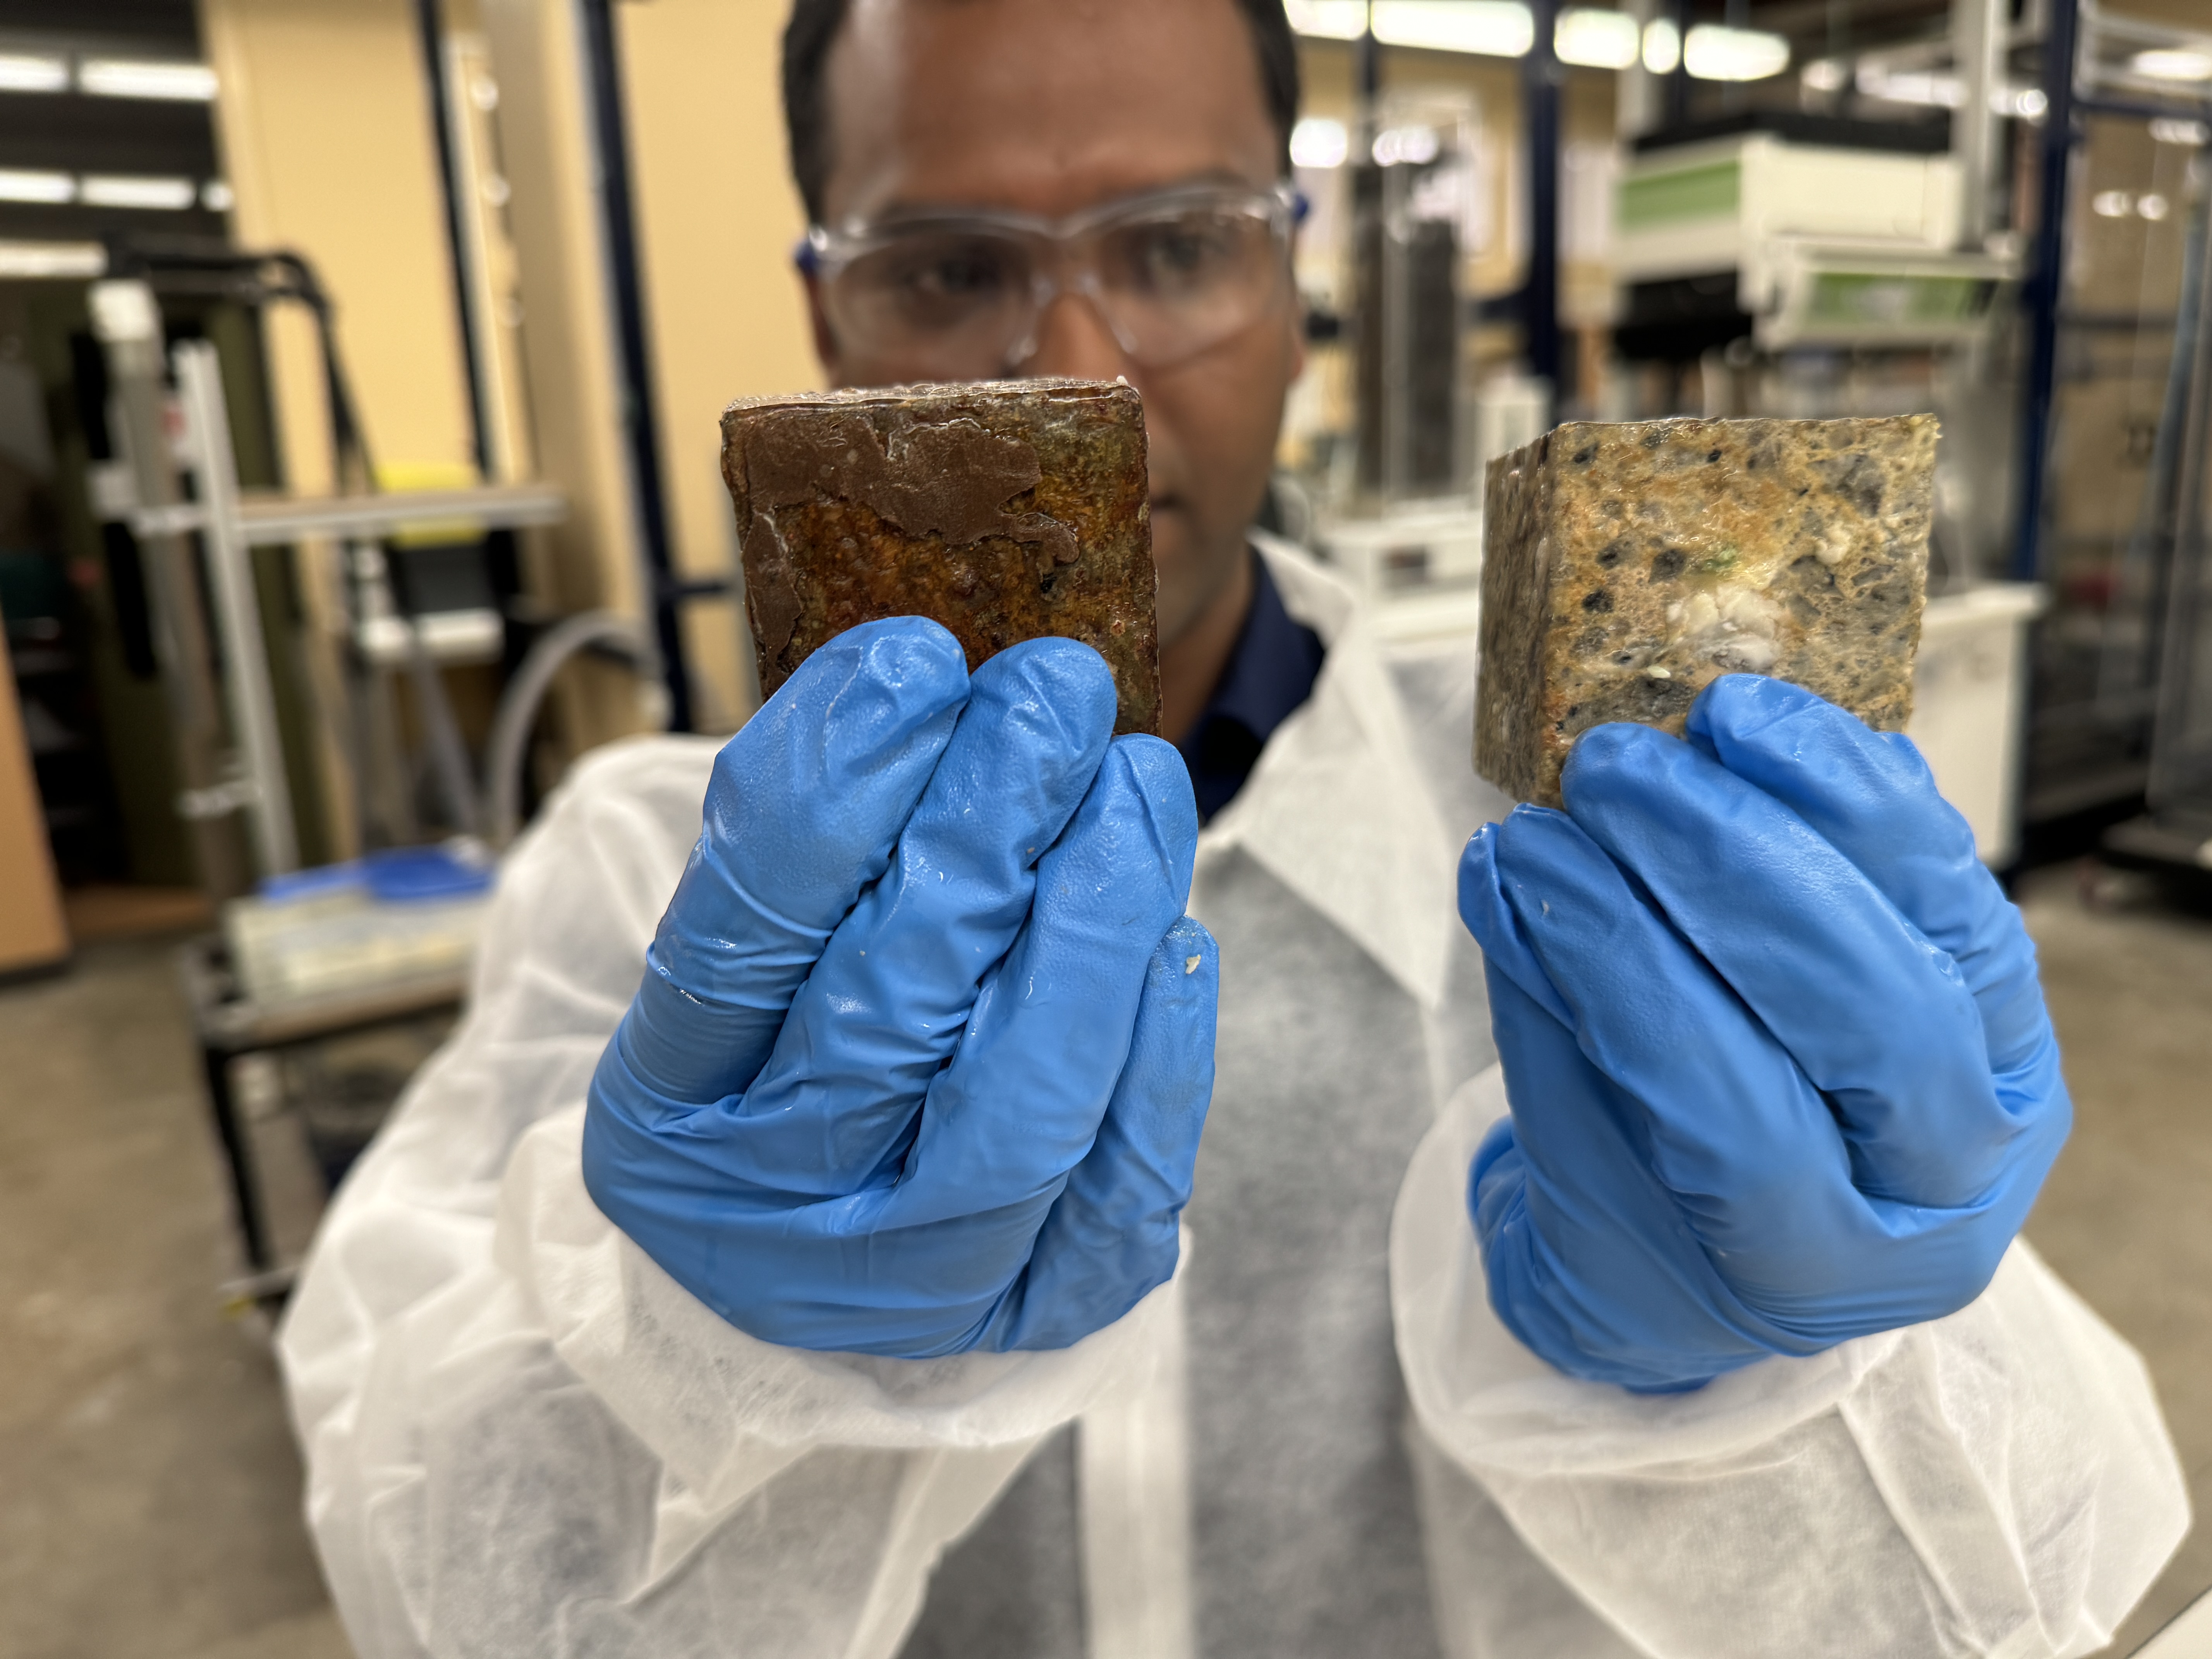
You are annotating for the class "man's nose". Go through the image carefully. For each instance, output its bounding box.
[1020,290,1135,381]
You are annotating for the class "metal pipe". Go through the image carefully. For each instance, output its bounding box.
[2011,0,2081,582]
[91,280,254,901]
[414,0,493,480]
[175,341,302,876]
[1617,0,1660,141]
[1952,0,2007,249]
[1665,0,1693,130]
[1523,0,1563,401]
[575,0,692,733]
[1357,1,1380,106]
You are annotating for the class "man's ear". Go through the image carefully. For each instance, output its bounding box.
[800,268,843,385]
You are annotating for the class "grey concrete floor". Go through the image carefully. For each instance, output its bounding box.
[2020,866,2212,1657]
[0,939,352,1659]
[0,872,2205,1658]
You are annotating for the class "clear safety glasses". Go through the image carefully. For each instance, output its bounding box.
[799,182,1301,381]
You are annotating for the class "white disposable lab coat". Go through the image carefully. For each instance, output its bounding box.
[280,539,2187,1659]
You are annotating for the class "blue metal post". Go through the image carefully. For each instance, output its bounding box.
[2012,0,2080,582]
[1523,0,1562,398]
[577,0,694,732]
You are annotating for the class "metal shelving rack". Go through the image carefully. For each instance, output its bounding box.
[2013,0,2212,834]
[96,281,565,886]
[157,345,563,877]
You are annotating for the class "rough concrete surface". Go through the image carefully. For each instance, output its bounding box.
[727,377,1159,734]
[0,868,2205,1657]
[1475,416,1935,806]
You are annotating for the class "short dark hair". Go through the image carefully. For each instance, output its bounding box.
[781,0,1302,225]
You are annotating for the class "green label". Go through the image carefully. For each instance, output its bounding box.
[1617,160,1741,230]
[1806,273,1988,326]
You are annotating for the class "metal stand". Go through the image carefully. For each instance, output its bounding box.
[2008,4,2212,825]
[2106,137,2212,869]
[117,313,565,882]
[1522,0,1563,401]
[2011,0,2082,585]
[413,0,495,481]
[177,933,466,1290]
[575,0,716,734]
[91,285,256,900]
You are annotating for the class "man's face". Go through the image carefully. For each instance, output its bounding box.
[807,0,1304,648]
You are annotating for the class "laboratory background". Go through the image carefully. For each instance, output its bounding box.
[0,0,2209,1654]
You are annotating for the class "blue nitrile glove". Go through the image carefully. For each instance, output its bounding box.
[1457,675,2070,1393]
[581,616,1218,1358]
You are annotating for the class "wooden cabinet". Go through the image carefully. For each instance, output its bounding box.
[0,599,68,975]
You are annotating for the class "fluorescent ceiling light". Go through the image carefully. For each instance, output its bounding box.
[1288,0,1776,72]
[1557,9,1638,69]
[2152,117,2210,145]
[0,53,68,93]
[1684,24,1790,81]
[1284,0,1369,40]
[2130,48,2212,83]
[1373,123,1442,165]
[1800,58,1847,92]
[0,240,104,279]
[201,179,235,211]
[0,168,74,204]
[77,58,218,101]
[1374,0,1532,57]
[1290,116,1350,169]
[80,174,198,210]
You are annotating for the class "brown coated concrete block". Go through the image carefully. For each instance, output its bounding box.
[724,378,1159,735]
[1475,415,1937,806]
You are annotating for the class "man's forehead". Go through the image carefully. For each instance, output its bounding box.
[820,0,1280,225]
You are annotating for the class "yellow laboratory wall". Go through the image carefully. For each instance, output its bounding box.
[199,0,480,488]
[480,0,817,734]
[199,0,482,854]
[616,0,819,731]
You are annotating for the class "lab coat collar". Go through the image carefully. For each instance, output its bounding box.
[1196,533,1462,1010]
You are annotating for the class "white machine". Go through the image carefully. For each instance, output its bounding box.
[1614,133,2015,350]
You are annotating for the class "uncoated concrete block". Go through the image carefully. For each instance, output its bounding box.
[1474,415,1937,806]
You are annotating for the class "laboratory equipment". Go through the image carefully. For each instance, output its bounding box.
[85,269,569,883]
[1613,125,2012,356]
[1351,90,1480,505]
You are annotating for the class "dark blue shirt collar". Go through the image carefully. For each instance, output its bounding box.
[1172,548,1328,823]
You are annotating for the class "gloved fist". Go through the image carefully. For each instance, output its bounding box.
[1457,675,2070,1393]
[582,616,1217,1358]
